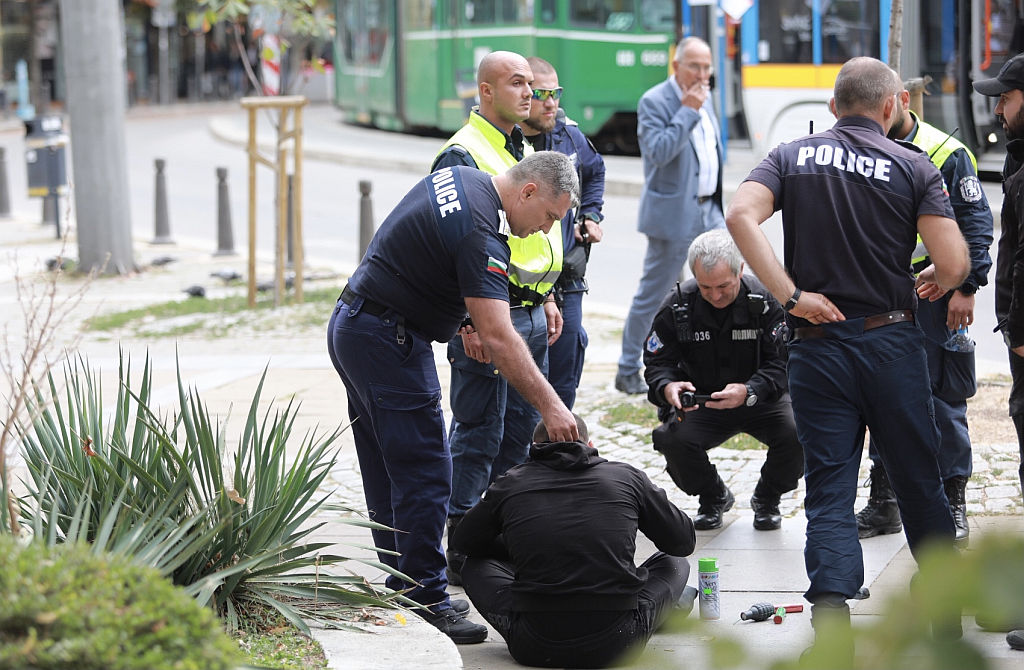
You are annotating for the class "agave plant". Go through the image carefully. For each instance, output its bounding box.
[16,351,413,633]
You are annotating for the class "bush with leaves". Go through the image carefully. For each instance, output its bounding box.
[0,535,240,670]
[15,352,410,633]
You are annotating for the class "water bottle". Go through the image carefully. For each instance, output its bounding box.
[944,325,975,353]
[698,557,720,620]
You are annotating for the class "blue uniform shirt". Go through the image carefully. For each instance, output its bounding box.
[745,116,955,323]
[346,166,512,342]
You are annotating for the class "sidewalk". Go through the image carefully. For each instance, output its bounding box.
[0,104,1021,669]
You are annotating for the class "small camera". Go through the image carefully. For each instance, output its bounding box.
[680,390,713,408]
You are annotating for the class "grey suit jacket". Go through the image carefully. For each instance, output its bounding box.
[636,78,723,240]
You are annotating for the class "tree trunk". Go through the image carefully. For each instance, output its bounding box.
[58,0,136,274]
[888,0,903,70]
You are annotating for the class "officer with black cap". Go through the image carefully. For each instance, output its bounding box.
[973,51,1024,653]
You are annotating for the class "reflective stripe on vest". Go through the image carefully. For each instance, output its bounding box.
[437,111,562,304]
[909,113,978,271]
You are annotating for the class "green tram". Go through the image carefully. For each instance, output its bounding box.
[333,1,679,152]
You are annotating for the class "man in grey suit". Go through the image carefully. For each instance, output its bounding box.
[616,36,725,395]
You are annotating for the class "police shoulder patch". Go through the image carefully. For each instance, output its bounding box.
[645,331,663,353]
[958,175,983,203]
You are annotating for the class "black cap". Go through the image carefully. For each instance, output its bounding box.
[974,53,1024,96]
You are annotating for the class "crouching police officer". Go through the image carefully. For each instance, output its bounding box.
[644,230,803,530]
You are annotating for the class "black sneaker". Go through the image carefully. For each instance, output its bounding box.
[614,372,647,395]
[416,607,487,644]
[450,598,470,615]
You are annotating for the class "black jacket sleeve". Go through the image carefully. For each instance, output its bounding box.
[635,470,696,557]
[745,293,789,403]
[449,494,506,559]
[940,148,994,293]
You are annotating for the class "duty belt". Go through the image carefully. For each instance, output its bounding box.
[340,286,424,337]
[792,310,914,341]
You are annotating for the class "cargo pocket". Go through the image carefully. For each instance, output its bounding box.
[369,384,445,455]
[935,349,977,402]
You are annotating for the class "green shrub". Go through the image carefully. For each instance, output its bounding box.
[14,353,411,634]
[0,536,240,670]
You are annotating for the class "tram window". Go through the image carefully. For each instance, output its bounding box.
[757,0,812,63]
[406,0,434,30]
[569,1,632,31]
[541,0,557,23]
[821,0,878,63]
[339,0,391,66]
[465,1,531,24]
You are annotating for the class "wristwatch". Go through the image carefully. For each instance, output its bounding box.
[744,384,758,407]
[783,288,802,313]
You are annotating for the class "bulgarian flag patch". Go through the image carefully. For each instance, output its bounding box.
[487,257,509,277]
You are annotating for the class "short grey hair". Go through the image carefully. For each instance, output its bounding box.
[507,151,580,208]
[687,229,743,276]
[833,57,902,115]
[674,36,711,64]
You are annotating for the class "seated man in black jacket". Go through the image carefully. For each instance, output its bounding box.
[644,230,803,531]
[450,414,695,669]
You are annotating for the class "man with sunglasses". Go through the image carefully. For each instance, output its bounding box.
[616,37,725,396]
[431,51,566,587]
[522,56,606,409]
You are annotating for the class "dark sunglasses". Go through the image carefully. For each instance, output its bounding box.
[532,87,563,101]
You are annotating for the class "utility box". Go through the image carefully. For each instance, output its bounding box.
[25,115,68,198]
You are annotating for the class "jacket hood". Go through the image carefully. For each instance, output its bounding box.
[528,440,607,470]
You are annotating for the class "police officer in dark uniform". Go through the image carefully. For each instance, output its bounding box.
[327,151,580,645]
[726,57,969,653]
[643,230,802,531]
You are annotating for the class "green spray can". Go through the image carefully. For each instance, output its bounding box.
[698,557,720,620]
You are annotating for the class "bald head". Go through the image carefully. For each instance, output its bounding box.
[832,57,902,117]
[476,51,533,131]
[477,51,531,86]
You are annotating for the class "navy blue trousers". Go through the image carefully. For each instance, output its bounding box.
[448,305,547,518]
[788,320,954,602]
[327,298,452,611]
[869,294,973,479]
[548,285,589,409]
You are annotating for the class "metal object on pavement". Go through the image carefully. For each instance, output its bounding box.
[214,167,235,256]
[152,158,174,244]
[25,114,68,238]
[359,180,374,262]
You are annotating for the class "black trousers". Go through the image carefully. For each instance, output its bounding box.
[651,397,803,497]
[1009,346,1024,496]
[461,552,689,668]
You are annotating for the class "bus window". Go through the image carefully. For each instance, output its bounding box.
[821,1,879,63]
[757,0,812,63]
[641,0,675,32]
[540,0,557,23]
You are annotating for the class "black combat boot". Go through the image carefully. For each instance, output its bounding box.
[750,478,782,531]
[943,475,970,546]
[800,593,853,668]
[855,463,902,538]
[694,474,735,530]
[445,516,466,586]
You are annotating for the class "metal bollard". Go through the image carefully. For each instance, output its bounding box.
[0,147,10,218]
[42,193,59,236]
[359,180,374,262]
[213,167,235,255]
[152,158,174,244]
